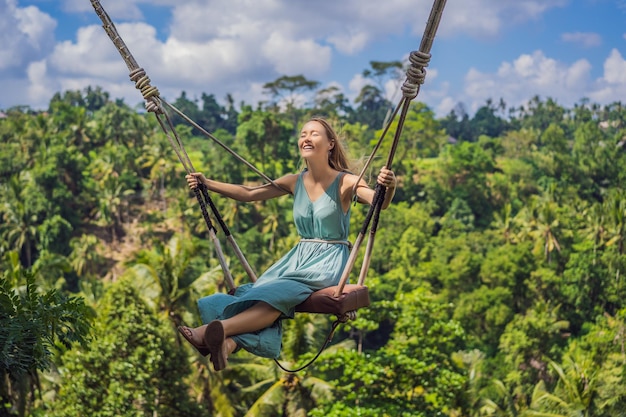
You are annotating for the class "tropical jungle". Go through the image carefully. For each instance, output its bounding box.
[2,65,626,416]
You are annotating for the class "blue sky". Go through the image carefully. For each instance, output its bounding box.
[2,0,626,117]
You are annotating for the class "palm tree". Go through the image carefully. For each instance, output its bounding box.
[123,235,222,328]
[281,313,337,361]
[493,203,517,244]
[526,354,597,416]
[244,372,334,417]
[479,379,522,417]
[605,189,626,254]
[518,195,564,263]
[579,202,607,263]
[48,99,91,150]
[68,234,104,278]
[87,140,138,243]
[92,174,130,244]
[192,313,341,416]
[0,175,40,267]
[200,362,238,416]
[136,132,179,209]
[92,102,149,149]
[261,198,284,253]
[535,200,563,263]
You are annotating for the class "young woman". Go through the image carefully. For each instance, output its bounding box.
[179,117,396,371]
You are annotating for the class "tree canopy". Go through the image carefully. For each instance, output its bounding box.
[2,81,626,416]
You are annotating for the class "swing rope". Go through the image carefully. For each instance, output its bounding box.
[91,0,447,372]
[334,0,446,297]
[91,0,258,288]
[273,312,355,373]
[273,0,449,373]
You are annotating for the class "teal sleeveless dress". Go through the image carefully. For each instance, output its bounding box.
[197,171,351,358]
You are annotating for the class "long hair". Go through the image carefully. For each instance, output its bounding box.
[308,117,350,172]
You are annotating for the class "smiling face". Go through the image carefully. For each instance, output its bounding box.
[298,120,334,161]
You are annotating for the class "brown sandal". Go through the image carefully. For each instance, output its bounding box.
[204,320,228,371]
[177,326,210,356]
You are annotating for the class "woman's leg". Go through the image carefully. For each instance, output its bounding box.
[204,302,281,370]
[180,301,282,366]
[185,300,281,341]
[220,301,282,337]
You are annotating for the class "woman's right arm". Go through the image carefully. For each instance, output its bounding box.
[186,173,297,202]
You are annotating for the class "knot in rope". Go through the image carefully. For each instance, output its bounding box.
[129,68,163,114]
[337,311,357,323]
[401,50,431,100]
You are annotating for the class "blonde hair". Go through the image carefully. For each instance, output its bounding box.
[307,117,351,172]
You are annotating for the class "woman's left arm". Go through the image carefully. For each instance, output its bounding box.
[349,167,397,209]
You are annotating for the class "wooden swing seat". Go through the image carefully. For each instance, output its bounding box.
[295,284,370,315]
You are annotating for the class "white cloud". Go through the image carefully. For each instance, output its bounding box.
[347,73,372,101]
[456,51,593,114]
[165,0,437,58]
[561,32,602,48]
[262,33,332,76]
[328,31,370,55]
[435,48,626,117]
[435,95,457,116]
[588,48,626,103]
[15,5,56,47]
[39,22,167,107]
[0,0,56,73]
[50,25,131,77]
[438,0,568,38]
[170,39,246,80]
[602,48,626,84]
[78,0,571,49]
[27,60,56,107]
[0,0,620,117]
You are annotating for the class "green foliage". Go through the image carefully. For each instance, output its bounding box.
[122,235,214,327]
[237,107,296,178]
[442,98,511,142]
[312,288,466,416]
[0,254,93,369]
[263,75,320,108]
[169,91,240,135]
[46,279,210,417]
[575,309,626,414]
[0,255,93,416]
[559,247,626,333]
[312,86,355,120]
[3,86,626,416]
[353,84,392,129]
[524,310,626,416]
[497,301,570,399]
